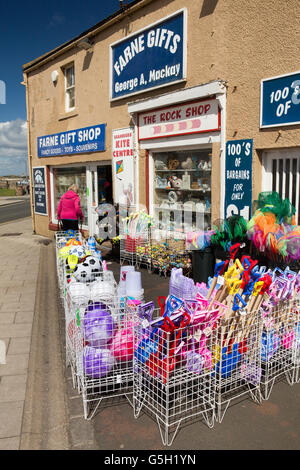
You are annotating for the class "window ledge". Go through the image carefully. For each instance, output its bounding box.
[58,110,78,121]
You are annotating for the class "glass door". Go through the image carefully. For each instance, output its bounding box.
[87,163,113,236]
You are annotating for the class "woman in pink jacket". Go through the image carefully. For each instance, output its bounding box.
[57,184,84,231]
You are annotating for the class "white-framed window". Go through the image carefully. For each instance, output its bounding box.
[262,148,300,224]
[149,146,212,236]
[64,63,75,112]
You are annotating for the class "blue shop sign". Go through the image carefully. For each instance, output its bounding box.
[260,71,300,128]
[37,124,106,157]
[110,9,186,101]
[33,166,47,215]
[224,139,253,221]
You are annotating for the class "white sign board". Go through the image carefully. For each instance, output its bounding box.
[137,98,220,140]
[112,128,135,205]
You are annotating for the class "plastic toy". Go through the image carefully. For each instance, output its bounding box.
[83,303,115,348]
[111,320,134,362]
[83,346,115,378]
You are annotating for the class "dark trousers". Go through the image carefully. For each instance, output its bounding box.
[61,219,79,231]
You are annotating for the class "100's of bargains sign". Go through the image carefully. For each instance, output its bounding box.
[225,139,253,221]
[110,9,186,101]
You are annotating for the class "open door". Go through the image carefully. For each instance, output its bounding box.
[87,163,113,236]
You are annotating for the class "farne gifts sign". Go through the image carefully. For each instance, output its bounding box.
[110,9,186,101]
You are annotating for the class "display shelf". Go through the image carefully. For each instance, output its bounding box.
[156,207,211,214]
[153,150,212,232]
[155,169,211,172]
[156,187,211,192]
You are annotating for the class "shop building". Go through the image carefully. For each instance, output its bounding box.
[22,0,300,238]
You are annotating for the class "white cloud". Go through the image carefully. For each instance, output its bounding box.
[0,119,28,176]
[48,13,65,29]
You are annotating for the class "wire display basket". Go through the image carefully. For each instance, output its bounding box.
[72,296,146,420]
[64,271,117,383]
[55,230,84,296]
[133,299,219,446]
[214,306,263,423]
[260,298,300,398]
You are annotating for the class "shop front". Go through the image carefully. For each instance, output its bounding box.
[128,81,226,238]
[24,1,300,241]
[33,123,113,237]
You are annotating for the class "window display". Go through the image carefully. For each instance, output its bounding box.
[153,150,212,233]
[53,166,87,221]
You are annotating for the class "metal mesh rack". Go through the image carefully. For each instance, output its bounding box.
[119,204,138,268]
[214,307,263,423]
[63,270,117,377]
[260,299,300,398]
[72,297,142,419]
[120,234,138,267]
[55,230,84,297]
[133,304,218,446]
[135,232,152,272]
[289,312,300,385]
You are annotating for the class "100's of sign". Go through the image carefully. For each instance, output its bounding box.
[260,71,300,128]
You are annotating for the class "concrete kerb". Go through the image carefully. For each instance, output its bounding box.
[0,196,30,208]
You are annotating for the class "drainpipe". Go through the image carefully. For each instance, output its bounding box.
[22,72,36,234]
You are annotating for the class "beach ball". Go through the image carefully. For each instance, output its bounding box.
[83,346,114,378]
[83,303,115,348]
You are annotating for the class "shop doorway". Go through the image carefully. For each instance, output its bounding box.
[262,148,300,224]
[87,163,113,236]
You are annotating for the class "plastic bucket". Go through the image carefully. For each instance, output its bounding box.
[192,247,215,284]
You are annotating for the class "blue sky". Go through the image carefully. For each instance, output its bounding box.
[0,0,135,175]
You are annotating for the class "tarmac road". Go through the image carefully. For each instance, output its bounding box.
[0,199,31,224]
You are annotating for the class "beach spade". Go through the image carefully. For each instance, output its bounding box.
[261,330,280,362]
[146,310,191,383]
[135,330,159,364]
[216,343,241,379]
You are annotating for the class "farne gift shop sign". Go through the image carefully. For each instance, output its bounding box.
[37,124,106,157]
[110,9,186,101]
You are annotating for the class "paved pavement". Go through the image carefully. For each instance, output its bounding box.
[0,218,300,451]
[0,217,44,449]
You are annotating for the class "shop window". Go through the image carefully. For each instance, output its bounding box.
[153,149,212,234]
[64,63,75,112]
[53,166,87,221]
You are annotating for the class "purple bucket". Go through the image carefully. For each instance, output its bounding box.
[83,302,115,348]
[83,346,115,378]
